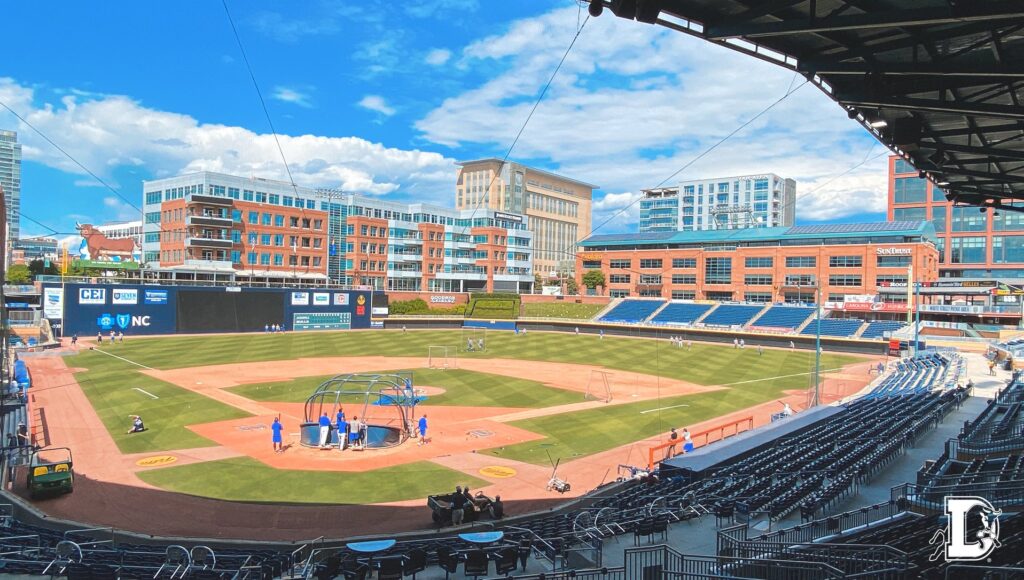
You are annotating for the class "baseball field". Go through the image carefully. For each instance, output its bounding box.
[28,328,872,533]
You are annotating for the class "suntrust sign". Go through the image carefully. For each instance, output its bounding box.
[876,247,913,255]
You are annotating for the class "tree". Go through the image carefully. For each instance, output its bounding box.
[6,264,31,284]
[28,259,59,277]
[565,278,579,295]
[582,269,606,290]
[533,273,544,293]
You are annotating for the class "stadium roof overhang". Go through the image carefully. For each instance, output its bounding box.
[587,0,1024,210]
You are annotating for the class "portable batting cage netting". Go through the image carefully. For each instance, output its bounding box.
[300,372,423,449]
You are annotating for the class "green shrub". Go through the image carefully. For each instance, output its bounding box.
[521,302,604,319]
[388,298,466,316]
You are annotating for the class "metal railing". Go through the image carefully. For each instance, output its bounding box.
[717,531,908,577]
[945,564,1024,579]
[740,501,905,546]
[894,481,1024,511]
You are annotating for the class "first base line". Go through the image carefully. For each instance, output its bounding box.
[133,388,159,399]
[641,403,690,414]
[93,348,155,371]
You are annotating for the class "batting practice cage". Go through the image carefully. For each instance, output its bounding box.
[300,373,424,449]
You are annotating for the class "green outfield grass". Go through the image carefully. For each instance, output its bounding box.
[72,350,250,454]
[228,368,582,408]
[137,457,486,504]
[520,303,605,319]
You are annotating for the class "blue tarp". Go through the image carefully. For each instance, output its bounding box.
[463,320,517,331]
[13,360,30,388]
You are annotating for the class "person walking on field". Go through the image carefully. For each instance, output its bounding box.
[418,414,429,445]
[271,417,284,453]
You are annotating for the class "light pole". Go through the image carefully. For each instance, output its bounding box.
[809,282,822,408]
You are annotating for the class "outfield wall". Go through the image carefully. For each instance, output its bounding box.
[41,283,374,337]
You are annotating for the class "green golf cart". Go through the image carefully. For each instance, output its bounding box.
[27,447,73,499]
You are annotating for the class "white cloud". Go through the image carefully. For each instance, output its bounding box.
[590,191,644,235]
[272,86,313,108]
[425,48,452,66]
[358,95,396,117]
[418,7,887,226]
[0,77,456,206]
[246,11,340,43]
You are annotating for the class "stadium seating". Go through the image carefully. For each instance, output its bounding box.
[867,353,962,399]
[750,306,815,330]
[598,299,665,324]
[860,320,906,339]
[799,318,863,337]
[648,302,713,326]
[700,304,763,327]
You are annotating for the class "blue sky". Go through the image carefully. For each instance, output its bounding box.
[2,0,889,243]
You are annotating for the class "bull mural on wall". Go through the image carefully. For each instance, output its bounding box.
[76,223,138,261]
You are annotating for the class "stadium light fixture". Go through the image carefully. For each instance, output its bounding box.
[868,119,888,128]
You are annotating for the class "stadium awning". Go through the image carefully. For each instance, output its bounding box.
[589,0,1024,210]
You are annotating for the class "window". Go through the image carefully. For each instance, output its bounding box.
[893,207,927,222]
[145,191,162,205]
[361,225,368,235]
[705,291,734,301]
[933,207,947,233]
[893,177,927,203]
[932,185,947,202]
[144,212,161,224]
[247,211,258,224]
[672,258,697,268]
[273,254,283,266]
[950,237,987,263]
[829,256,863,268]
[828,274,862,287]
[951,207,987,232]
[639,274,661,285]
[306,219,313,229]
[704,257,732,285]
[609,274,631,284]
[228,187,240,199]
[274,234,284,246]
[784,291,814,304]
[876,274,908,285]
[744,292,772,303]
[313,219,323,230]
[274,215,284,227]
[744,257,773,268]
[894,159,915,174]
[231,251,241,263]
[261,213,272,226]
[291,217,300,228]
[268,194,279,205]
[877,255,911,267]
[582,260,601,269]
[610,290,630,298]
[255,192,267,203]
[610,259,631,269]
[994,212,1024,231]
[313,257,322,267]
[744,275,772,286]
[248,232,258,245]
[261,234,271,245]
[231,209,242,222]
[243,190,254,201]
[247,252,257,263]
[260,253,270,266]
[785,274,815,286]
[639,259,663,269]
[785,256,816,268]
[671,291,696,300]
[671,274,696,284]
[993,236,1024,264]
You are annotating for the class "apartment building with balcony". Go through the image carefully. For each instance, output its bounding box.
[455,159,595,276]
[639,174,796,233]
[142,172,534,291]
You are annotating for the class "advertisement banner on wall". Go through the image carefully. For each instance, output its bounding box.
[144,290,168,305]
[313,292,330,306]
[842,301,907,312]
[78,288,107,305]
[291,292,309,306]
[43,288,64,319]
[112,288,139,305]
[333,293,349,306]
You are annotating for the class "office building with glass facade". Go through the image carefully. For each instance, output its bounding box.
[888,155,1024,278]
[0,130,21,244]
[639,173,796,233]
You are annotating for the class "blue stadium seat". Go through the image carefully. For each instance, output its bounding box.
[751,306,815,329]
[599,299,665,323]
[861,321,905,339]
[800,318,864,337]
[701,305,763,327]
[649,303,713,326]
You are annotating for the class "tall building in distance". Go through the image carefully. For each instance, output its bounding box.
[143,172,534,293]
[639,174,796,233]
[888,155,1024,278]
[455,159,595,276]
[0,130,21,243]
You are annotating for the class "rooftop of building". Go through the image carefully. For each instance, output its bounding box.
[455,158,599,190]
[144,171,315,191]
[579,221,937,248]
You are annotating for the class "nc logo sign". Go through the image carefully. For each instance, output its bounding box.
[96,313,151,331]
[930,496,1002,562]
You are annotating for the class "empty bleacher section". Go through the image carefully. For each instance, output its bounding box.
[799,317,863,338]
[597,299,665,324]
[648,302,713,326]
[866,352,963,399]
[748,305,815,331]
[700,304,763,328]
[860,320,906,339]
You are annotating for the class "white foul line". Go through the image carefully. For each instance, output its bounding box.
[641,403,689,414]
[133,387,159,399]
[93,348,154,371]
